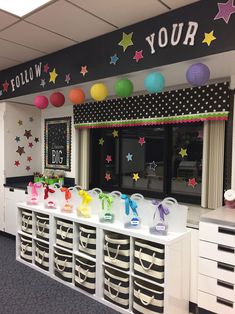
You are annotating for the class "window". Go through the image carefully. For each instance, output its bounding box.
[90,124,203,204]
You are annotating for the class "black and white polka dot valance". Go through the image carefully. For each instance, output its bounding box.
[74,82,231,129]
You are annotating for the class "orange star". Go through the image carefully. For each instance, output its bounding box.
[80,66,88,77]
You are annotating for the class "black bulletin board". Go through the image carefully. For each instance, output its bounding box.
[44,117,71,171]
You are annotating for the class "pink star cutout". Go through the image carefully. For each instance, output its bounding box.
[214,0,235,23]
[3,80,9,92]
[80,66,88,77]
[105,173,111,181]
[188,178,197,188]
[133,50,144,62]
[106,155,112,163]
[27,156,32,162]
[28,142,33,148]
[138,137,146,146]
[26,166,31,171]
[14,160,20,167]
[43,63,49,73]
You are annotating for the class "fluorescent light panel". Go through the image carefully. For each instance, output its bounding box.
[0,0,53,17]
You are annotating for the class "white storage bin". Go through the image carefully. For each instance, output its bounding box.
[20,236,32,263]
[74,256,96,294]
[104,232,130,271]
[104,267,129,309]
[133,278,164,314]
[134,238,165,284]
[54,248,73,283]
[78,224,96,258]
[21,210,32,234]
[56,219,73,250]
[35,241,49,271]
[36,214,49,242]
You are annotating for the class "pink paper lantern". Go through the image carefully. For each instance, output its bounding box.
[50,92,65,107]
[34,95,49,109]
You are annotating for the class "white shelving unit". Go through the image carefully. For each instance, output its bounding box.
[16,202,190,314]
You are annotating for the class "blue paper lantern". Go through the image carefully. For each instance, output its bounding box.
[186,63,210,87]
[144,72,165,93]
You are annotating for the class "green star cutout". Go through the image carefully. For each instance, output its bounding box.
[118,32,134,52]
[99,138,104,146]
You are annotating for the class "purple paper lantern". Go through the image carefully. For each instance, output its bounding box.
[34,95,49,109]
[186,63,210,87]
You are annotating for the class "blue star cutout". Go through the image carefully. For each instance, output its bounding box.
[126,153,133,162]
[15,136,20,142]
[110,53,119,65]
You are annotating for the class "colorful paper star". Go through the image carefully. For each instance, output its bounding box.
[133,50,143,62]
[26,166,31,172]
[27,156,32,162]
[149,161,157,171]
[188,178,197,188]
[118,32,134,52]
[126,153,133,162]
[34,137,39,143]
[133,173,140,182]
[40,79,46,88]
[106,155,112,163]
[80,66,88,77]
[24,130,32,139]
[49,68,58,84]
[99,138,104,146]
[29,117,34,122]
[14,160,20,167]
[28,142,33,148]
[3,80,9,92]
[138,137,146,146]
[202,31,216,46]
[214,0,235,24]
[110,54,119,65]
[105,173,111,181]
[16,146,25,156]
[15,136,20,142]
[18,120,23,126]
[112,130,119,138]
[65,73,71,84]
[179,148,188,158]
[43,63,49,73]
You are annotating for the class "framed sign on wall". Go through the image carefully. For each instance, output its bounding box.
[44,117,71,171]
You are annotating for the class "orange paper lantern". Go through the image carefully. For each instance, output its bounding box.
[68,87,85,104]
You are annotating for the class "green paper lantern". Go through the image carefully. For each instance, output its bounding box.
[114,78,133,98]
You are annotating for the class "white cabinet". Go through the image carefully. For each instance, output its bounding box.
[16,202,190,314]
[4,188,26,235]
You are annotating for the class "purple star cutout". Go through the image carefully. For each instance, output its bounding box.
[65,73,71,84]
[214,0,235,23]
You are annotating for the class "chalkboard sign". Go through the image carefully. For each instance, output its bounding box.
[44,117,71,171]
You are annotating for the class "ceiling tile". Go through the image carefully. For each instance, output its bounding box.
[0,21,76,54]
[26,0,116,42]
[68,0,169,28]
[161,0,199,10]
[0,38,44,62]
[0,11,19,31]
[0,56,20,70]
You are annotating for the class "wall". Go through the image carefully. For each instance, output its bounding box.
[0,103,5,230]
[41,104,78,183]
[231,75,235,190]
[4,102,42,178]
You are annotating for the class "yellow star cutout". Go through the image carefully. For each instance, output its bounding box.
[202,31,216,47]
[179,148,188,158]
[118,32,134,52]
[99,138,104,146]
[133,173,140,182]
[49,68,58,84]
[112,130,118,138]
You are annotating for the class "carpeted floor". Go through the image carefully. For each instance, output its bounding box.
[0,234,119,314]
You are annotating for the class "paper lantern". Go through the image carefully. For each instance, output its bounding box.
[144,72,165,93]
[114,78,133,98]
[68,87,85,104]
[50,92,65,107]
[186,63,210,86]
[34,95,49,109]
[90,83,108,101]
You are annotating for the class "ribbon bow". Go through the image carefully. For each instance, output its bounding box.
[121,194,138,217]
[44,185,55,200]
[61,187,71,201]
[79,190,92,206]
[152,199,170,221]
[28,182,42,197]
[99,193,113,212]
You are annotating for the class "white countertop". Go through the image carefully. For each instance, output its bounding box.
[200,206,235,227]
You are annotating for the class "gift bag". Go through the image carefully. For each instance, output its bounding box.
[149,199,170,236]
[99,192,114,223]
[60,187,74,213]
[121,194,141,228]
[44,184,56,209]
[27,182,43,205]
[77,190,92,218]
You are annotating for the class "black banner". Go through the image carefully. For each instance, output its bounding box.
[0,0,234,100]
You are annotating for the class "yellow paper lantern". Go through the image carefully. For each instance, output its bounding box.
[90,83,108,101]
